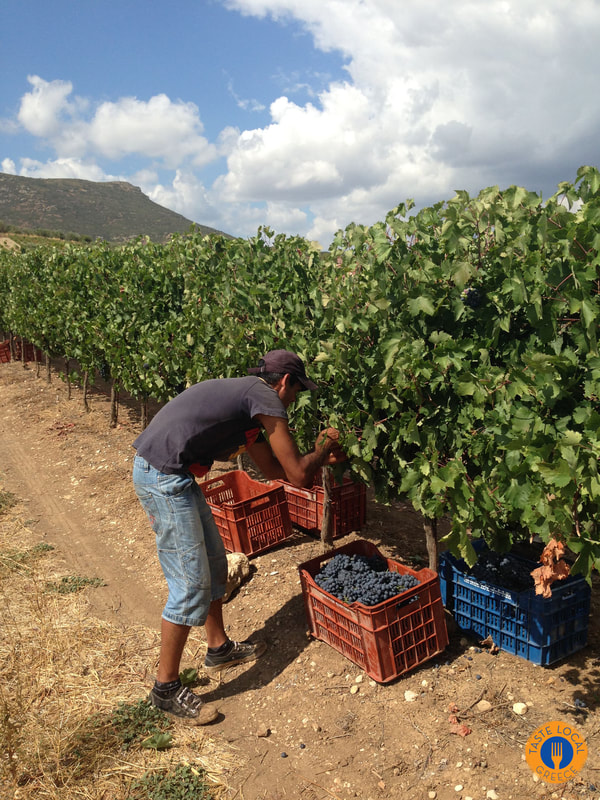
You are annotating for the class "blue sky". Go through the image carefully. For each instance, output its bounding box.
[2,0,600,245]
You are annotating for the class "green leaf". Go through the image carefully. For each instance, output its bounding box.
[536,462,573,488]
[505,477,532,509]
[407,295,435,316]
[561,429,583,446]
[456,380,476,396]
[142,733,174,750]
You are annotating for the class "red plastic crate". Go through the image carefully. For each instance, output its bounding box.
[200,470,293,556]
[8,341,42,362]
[22,343,42,362]
[275,473,366,538]
[0,341,10,363]
[299,539,449,683]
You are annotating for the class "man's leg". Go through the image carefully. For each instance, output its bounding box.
[203,600,267,674]
[204,599,227,649]
[133,460,219,723]
[156,619,192,683]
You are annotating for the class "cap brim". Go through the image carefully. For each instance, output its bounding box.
[298,375,318,391]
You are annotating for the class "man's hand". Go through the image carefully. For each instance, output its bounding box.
[315,428,347,464]
[251,416,347,487]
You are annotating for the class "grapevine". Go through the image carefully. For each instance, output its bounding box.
[1,167,600,581]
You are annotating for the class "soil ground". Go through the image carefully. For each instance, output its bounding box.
[0,359,599,800]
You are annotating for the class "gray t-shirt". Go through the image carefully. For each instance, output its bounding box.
[133,376,287,474]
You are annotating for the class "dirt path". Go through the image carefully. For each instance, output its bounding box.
[0,361,598,800]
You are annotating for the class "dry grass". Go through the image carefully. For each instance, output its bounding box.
[0,496,236,800]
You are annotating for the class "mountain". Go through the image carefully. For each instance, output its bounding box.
[0,173,231,243]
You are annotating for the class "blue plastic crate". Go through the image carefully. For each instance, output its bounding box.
[438,547,591,665]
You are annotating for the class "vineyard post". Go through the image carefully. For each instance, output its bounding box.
[141,395,149,429]
[64,358,71,400]
[320,469,333,551]
[109,382,119,428]
[82,370,90,412]
[423,517,438,572]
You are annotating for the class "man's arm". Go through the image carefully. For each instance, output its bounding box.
[247,415,345,488]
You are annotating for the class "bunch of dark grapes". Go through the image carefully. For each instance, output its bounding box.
[315,553,419,606]
[461,287,482,308]
[468,551,534,593]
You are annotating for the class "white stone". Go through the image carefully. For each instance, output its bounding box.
[487,791,499,800]
[512,702,528,715]
[404,690,419,702]
[428,793,437,799]
[454,785,463,793]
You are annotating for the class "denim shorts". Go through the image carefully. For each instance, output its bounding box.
[132,455,227,627]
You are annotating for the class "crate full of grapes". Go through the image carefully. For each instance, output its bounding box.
[298,539,449,683]
[438,546,591,665]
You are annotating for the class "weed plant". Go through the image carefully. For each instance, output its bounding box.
[0,541,54,576]
[0,488,17,513]
[109,700,173,751]
[45,574,104,593]
[130,764,213,800]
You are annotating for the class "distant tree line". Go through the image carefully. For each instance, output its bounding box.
[0,221,93,243]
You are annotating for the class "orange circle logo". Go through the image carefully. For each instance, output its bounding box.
[526,721,587,783]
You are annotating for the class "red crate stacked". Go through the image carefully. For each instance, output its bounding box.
[299,539,448,683]
[200,470,293,556]
[4,341,43,362]
[275,473,366,538]
[0,340,10,363]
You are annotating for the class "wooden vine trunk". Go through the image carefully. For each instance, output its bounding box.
[109,383,119,428]
[141,397,149,429]
[82,370,90,412]
[65,358,71,399]
[320,468,333,552]
[423,517,438,572]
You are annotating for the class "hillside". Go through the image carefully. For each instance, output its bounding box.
[0,172,230,243]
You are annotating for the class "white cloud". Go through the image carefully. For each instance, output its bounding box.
[226,78,266,113]
[145,170,225,230]
[17,157,118,182]
[214,0,600,242]
[15,76,218,170]
[18,76,77,138]
[2,158,16,174]
[89,95,218,168]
